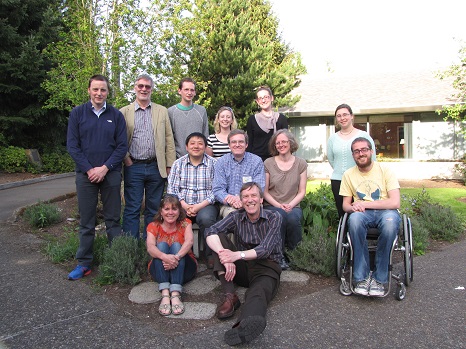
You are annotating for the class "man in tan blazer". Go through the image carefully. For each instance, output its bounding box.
[120,74,176,239]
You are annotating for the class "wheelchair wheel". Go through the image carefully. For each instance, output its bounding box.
[339,282,352,296]
[336,216,348,278]
[402,215,414,286]
[395,283,406,301]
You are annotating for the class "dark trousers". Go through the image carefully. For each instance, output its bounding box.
[331,179,345,219]
[75,171,122,266]
[212,233,281,322]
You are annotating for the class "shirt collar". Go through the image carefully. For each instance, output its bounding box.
[239,206,267,223]
[135,101,151,111]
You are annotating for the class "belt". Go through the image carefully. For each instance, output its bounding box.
[130,156,157,164]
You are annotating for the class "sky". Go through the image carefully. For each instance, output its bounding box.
[270,0,466,76]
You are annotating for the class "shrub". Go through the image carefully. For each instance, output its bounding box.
[0,146,28,173]
[418,202,465,241]
[408,216,430,255]
[23,201,62,228]
[41,151,75,173]
[95,236,150,286]
[301,183,339,230]
[400,188,432,217]
[287,223,335,276]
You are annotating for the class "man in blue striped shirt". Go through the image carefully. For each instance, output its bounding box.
[206,182,282,346]
[213,129,265,218]
[168,132,219,266]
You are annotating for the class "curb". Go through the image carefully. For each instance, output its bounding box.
[0,172,75,191]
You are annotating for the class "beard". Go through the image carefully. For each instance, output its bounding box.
[356,156,372,169]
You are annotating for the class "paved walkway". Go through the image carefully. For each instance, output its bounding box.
[0,175,465,348]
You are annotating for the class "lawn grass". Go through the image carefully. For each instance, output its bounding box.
[401,187,466,217]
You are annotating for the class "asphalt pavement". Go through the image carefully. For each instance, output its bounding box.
[0,175,465,349]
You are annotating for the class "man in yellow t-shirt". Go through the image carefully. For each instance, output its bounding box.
[340,137,400,297]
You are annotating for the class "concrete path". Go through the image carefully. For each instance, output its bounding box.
[0,175,465,348]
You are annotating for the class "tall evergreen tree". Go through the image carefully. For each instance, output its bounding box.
[153,0,306,126]
[0,0,66,150]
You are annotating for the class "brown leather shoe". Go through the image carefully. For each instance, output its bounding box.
[217,293,241,319]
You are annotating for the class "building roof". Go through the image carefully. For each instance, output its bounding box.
[282,70,462,117]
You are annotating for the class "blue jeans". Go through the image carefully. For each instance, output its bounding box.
[75,171,122,266]
[265,206,303,250]
[123,162,165,239]
[348,210,400,283]
[149,242,197,293]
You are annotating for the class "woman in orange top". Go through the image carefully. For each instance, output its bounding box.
[147,195,197,316]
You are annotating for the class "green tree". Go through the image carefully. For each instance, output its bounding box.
[152,0,306,126]
[0,0,67,150]
[438,44,466,138]
[43,0,167,110]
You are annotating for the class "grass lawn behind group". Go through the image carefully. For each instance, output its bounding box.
[401,188,466,216]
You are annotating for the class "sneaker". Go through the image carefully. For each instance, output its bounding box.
[353,277,371,296]
[369,279,385,296]
[68,265,91,280]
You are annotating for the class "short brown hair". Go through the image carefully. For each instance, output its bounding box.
[227,129,248,144]
[240,182,263,199]
[268,129,299,156]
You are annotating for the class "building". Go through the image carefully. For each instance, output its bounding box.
[283,70,465,162]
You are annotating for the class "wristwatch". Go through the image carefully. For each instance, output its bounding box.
[240,252,246,260]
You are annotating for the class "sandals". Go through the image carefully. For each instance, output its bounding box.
[158,294,171,316]
[171,294,185,315]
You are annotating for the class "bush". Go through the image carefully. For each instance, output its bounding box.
[0,146,28,173]
[23,201,62,228]
[95,236,150,286]
[418,202,465,241]
[301,183,339,230]
[408,216,430,255]
[400,188,432,217]
[288,223,335,276]
[41,151,75,173]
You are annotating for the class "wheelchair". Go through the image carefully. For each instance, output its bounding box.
[335,211,413,300]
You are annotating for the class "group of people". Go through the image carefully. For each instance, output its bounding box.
[66,74,401,346]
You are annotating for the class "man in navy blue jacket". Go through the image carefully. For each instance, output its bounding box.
[67,75,127,280]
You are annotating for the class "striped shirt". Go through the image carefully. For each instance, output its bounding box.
[205,207,282,263]
[167,153,216,205]
[213,152,265,204]
[129,103,156,160]
[207,134,231,158]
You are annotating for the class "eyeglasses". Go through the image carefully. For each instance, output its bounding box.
[230,140,246,145]
[257,95,271,101]
[352,147,371,155]
[275,140,289,146]
[136,84,152,90]
[336,113,351,118]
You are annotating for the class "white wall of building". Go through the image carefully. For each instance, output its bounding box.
[412,120,465,160]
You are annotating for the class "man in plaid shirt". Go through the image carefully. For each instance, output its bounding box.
[167,132,219,266]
